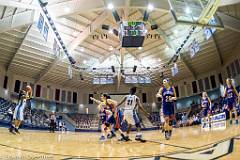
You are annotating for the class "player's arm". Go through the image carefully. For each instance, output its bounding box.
[137,98,150,117]
[233,87,239,97]
[223,87,227,98]
[97,102,104,110]
[26,91,33,100]
[208,97,212,110]
[170,87,177,101]
[116,96,127,108]
[156,87,163,98]
[106,99,117,107]
[90,97,101,105]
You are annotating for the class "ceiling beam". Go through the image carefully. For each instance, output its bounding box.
[0,0,38,10]
[99,45,121,63]
[6,25,33,72]
[0,6,6,19]
[68,11,109,52]
[217,12,240,33]
[47,0,170,18]
[35,11,108,83]
[46,0,240,17]
[220,0,240,6]
[123,0,130,20]
[138,10,197,79]
[0,10,38,34]
[212,35,224,66]
[1,0,237,34]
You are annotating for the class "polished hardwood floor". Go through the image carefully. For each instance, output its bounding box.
[0,121,239,160]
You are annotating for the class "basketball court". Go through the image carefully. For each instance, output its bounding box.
[0,0,240,160]
[0,121,239,159]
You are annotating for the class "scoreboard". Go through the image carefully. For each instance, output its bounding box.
[120,21,146,48]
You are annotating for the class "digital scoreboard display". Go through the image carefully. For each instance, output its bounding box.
[120,21,146,48]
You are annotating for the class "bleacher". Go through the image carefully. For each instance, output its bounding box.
[0,97,49,129]
[67,113,99,129]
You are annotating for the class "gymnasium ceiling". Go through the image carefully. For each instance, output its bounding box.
[0,0,240,90]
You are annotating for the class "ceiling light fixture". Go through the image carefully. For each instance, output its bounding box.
[64,7,70,13]
[107,3,114,10]
[185,7,191,14]
[109,46,113,51]
[147,4,154,11]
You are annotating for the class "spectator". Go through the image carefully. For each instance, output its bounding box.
[49,111,56,133]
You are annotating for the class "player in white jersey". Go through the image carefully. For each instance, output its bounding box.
[117,87,150,142]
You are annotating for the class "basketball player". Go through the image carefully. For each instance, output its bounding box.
[9,85,32,134]
[201,91,212,128]
[116,87,150,142]
[91,94,127,140]
[97,102,112,141]
[224,78,239,125]
[49,111,56,133]
[156,78,177,140]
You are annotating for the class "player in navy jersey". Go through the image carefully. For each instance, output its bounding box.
[156,78,177,140]
[201,91,212,128]
[90,94,127,141]
[224,78,239,125]
[98,102,112,141]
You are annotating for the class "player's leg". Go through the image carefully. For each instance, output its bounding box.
[228,103,233,125]
[233,103,238,124]
[168,114,175,139]
[9,103,21,134]
[164,116,170,140]
[121,114,132,141]
[114,110,128,141]
[202,109,208,128]
[207,109,212,128]
[163,103,172,140]
[14,104,25,134]
[163,105,170,132]
[133,112,146,142]
[107,115,116,139]
[99,123,107,141]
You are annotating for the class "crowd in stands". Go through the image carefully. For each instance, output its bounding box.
[67,113,99,129]
[2,94,240,131]
[0,97,51,129]
[150,96,240,128]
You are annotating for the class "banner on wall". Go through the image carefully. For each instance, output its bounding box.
[68,65,73,79]
[37,14,44,32]
[53,39,60,56]
[189,38,200,58]
[43,22,49,41]
[171,63,178,76]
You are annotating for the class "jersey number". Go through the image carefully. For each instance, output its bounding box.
[228,93,233,98]
[166,96,172,102]
[127,100,133,105]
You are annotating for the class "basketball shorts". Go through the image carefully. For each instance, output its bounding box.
[107,114,116,125]
[202,107,210,117]
[163,103,174,117]
[13,100,26,121]
[227,98,236,111]
[115,109,123,129]
[123,110,140,125]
